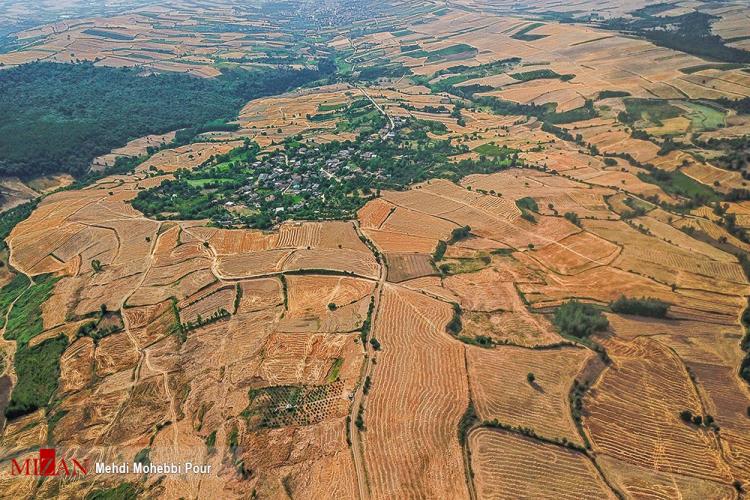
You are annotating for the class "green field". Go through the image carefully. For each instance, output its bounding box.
[318,102,347,112]
[638,169,720,202]
[511,23,547,41]
[4,273,59,345]
[624,98,682,126]
[0,273,31,329]
[186,178,235,188]
[426,43,477,61]
[474,143,508,157]
[679,63,746,74]
[683,102,725,131]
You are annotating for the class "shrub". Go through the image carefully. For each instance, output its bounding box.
[553,300,609,338]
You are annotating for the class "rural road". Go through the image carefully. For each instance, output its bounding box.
[348,222,386,500]
[356,86,395,135]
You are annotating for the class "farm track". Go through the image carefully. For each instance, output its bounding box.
[348,221,385,500]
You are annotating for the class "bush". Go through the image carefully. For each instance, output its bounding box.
[610,296,669,318]
[553,300,609,338]
[449,225,471,243]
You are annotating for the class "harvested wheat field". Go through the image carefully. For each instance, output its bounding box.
[584,337,734,485]
[363,285,469,498]
[385,252,437,282]
[468,345,593,444]
[469,428,616,500]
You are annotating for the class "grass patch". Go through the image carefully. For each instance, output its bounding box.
[439,256,490,275]
[426,43,477,61]
[186,178,235,188]
[81,29,135,41]
[682,101,725,131]
[318,102,347,112]
[0,273,31,329]
[3,273,59,346]
[638,169,719,202]
[511,23,546,41]
[474,143,509,157]
[326,358,344,383]
[623,98,682,126]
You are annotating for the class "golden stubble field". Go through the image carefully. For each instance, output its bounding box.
[2,3,750,498]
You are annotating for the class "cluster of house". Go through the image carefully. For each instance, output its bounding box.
[223,143,383,216]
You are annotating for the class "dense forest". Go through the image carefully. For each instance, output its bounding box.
[0,61,331,178]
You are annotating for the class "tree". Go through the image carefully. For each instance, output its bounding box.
[679,410,693,423]
[611,296,669,318]
[91,259,102,273]
[526,372,535,384]
[564,212,580,226]
[328,302,337,311]
[553,300,609,338]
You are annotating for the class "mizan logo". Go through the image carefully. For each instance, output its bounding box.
[11,449,88,477]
